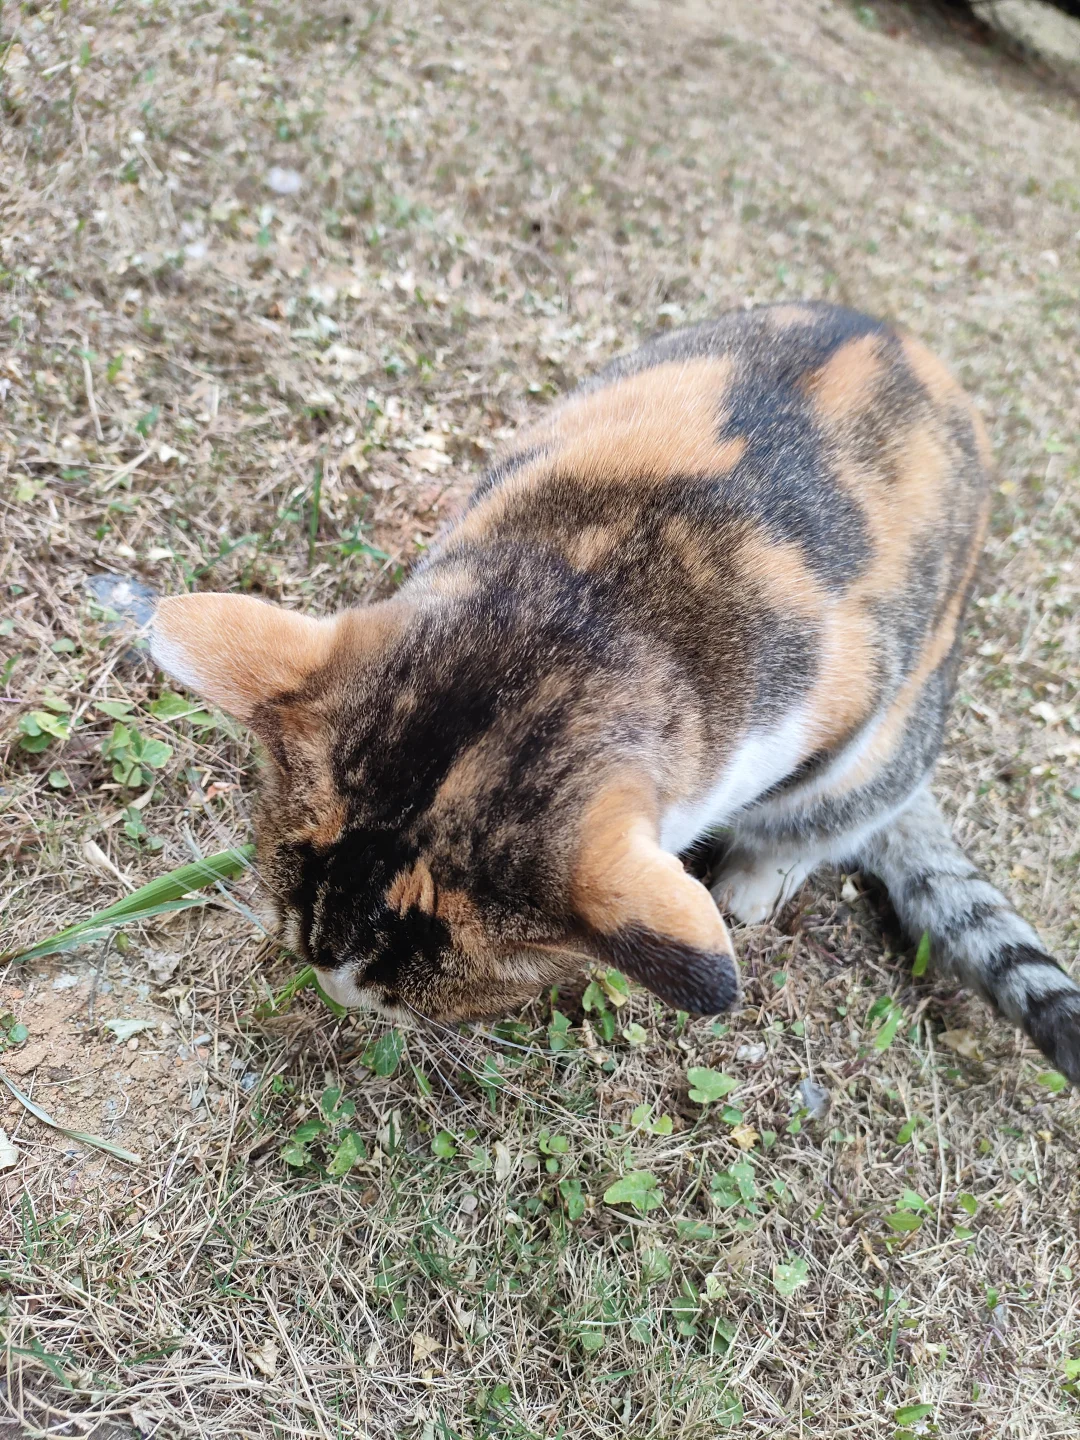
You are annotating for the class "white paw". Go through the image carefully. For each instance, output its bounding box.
[711,852,813,925]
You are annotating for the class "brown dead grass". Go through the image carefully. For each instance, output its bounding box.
[2,1,1080,1436]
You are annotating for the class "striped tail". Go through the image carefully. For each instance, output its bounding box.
[857,786,1080,1085]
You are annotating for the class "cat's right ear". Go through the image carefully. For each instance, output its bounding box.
[571,781,740,1014]
[150,593,341,725]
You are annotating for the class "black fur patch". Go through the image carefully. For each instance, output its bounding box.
[982,941,1063,989]
[935,897,1005,943]
[715,382,869,592]
[599,924,739,1014]
[281,829,450,983]
[1023,989,1080,1087]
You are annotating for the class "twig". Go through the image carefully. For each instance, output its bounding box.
[97,446,153,492]
[80,342,104,442]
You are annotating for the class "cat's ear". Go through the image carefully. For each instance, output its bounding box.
[572,783,740,1014]
[150,593,340,724]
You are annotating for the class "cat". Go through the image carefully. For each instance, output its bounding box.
[151,301,1080,1085]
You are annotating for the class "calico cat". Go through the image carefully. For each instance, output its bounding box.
[151,302,1080,1084]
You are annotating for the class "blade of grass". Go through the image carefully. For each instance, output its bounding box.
[912,931,931,978]
[5,841,346,1020]
[308,457,323,565]
[256,963,348,1020]
[874,1002,904,1052]
[0,1068,142,1164]
[2,845,255,964]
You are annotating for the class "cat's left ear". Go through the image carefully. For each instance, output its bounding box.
[571,781,740,1014]
[150,593,341,725]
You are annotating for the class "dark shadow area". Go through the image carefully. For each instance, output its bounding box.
[865,0,1080,98]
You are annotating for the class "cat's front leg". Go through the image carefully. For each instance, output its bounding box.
[709,845,821,925]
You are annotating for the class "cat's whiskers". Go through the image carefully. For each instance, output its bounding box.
[468,1028,554,1055]
[401,1006,588,1126]
[403,996,564,1061]
[401,1011,474,1111]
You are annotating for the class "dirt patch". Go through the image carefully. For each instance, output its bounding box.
[1,954,231,1184]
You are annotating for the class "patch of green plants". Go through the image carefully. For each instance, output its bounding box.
[581,966,631,1043]
[280,1086,372,1177]
[100,717,173,787]
[15,690,231,786]
[16,694,73,753]
[0,1012,29,1049]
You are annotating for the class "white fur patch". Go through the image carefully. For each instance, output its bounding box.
[149,624,210,695]
[747,708,892,825]
[311,967,410,1022]
[712,849,817,925]
[658,706,810,855]
[313,965,372,1010]
[1010,963,1076,1003]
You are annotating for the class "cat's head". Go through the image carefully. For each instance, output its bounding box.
[151,591,739,1023]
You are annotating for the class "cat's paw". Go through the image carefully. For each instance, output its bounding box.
[711,850,812,925]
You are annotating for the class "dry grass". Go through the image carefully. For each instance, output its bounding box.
[2,0,1080,1435]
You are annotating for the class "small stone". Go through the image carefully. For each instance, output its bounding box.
[736,1042,767,1064]
[84,573,158,629]
[266,166,302,195]
[796,1077,831,1120]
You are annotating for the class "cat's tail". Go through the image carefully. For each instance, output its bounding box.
[856,785,1080,1085]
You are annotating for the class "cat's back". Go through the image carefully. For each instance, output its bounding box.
[429,302,992,755]
[459,302,991,574]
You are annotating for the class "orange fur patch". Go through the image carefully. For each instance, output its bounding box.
[456,358,745,542]
[736,533,826,618]
[549,358,744,485]
[566,523,618,570]
[820,520,985,798]
[572,778,734,956]
[434,888,487,948]
[833,419,949,597]
[289,791,347,850]
[433,738,498,809]
[387,859,436,916]
[153,594,340,721]
[900,333,967,407]
[807,598,879,751]
[662,515,721,591]
[806,333,884,423]
[735,531,879,755]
